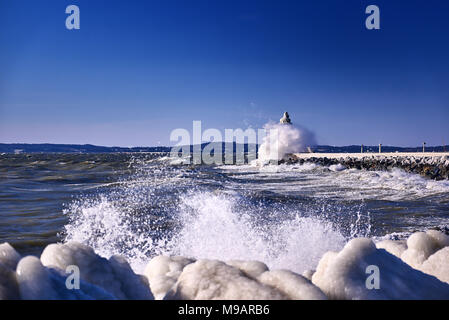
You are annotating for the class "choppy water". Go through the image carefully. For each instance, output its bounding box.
[1,153,449,274]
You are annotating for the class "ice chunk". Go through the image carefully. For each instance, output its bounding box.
[40,242,153,300]
[421,247,449,284]
[17,256,66,300]
[258,269,327,300]
[16,256,114,300]
[0,244,21,299]
[108,254,153,299]
[226,260,269,279]
[0,262,20,299]
[302,269,315,281]
[0,243,21,270]
[401,232,442,268]
[426,230,449,248]
[165,259,285,300]
[144,255,195,300]
[376,240,407,258]
[312,238,449,300]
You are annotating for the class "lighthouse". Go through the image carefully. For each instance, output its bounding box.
[280,112,292,124]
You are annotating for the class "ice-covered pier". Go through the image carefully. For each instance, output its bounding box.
[286,152,449,180]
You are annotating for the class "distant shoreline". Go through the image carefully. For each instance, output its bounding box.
[1,143,448,154]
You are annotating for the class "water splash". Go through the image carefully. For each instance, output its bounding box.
[64,189,348,274]
[63,156,449,275]
[170,192,347,273]
[256,122,316,164]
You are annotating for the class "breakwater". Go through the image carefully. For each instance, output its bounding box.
[286,153,449,180]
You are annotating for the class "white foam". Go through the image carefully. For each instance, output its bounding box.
[58,153,449,297]
[219,164,449,202]
[256,122,316,164]
[64,196,157,272]
[217,162,318,174]
[169,192,346,274]
[329,164,346,172]
[64,186,347,275]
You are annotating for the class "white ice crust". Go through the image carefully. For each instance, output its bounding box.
[2,229,449,300]
[312,237,449,299]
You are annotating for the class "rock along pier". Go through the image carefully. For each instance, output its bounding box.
[284,152,449,180]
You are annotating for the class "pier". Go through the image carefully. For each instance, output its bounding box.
[285,152,449,180]
[292,152,449,159]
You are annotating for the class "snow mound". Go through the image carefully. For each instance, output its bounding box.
[258,269,327,300]
[40,242,153,300]
[16,256,114,299]
[0,262,20,299]
[401,230,449,269]
[164,259,329,300]
[375,240,407,258]
[165,259,286,300]
[1,230,449,300]
[0,243,22,270]
[226,260,269,279]
[421,247,449,284]
[312,238,449,299]
[144,255,195,299]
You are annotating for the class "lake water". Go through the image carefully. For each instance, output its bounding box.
[1,153,448,273]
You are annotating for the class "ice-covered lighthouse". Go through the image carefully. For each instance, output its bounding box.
[280,112,291,124]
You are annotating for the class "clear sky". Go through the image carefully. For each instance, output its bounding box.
[0,0,448,147]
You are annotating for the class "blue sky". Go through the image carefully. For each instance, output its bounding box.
[0,0,448,147]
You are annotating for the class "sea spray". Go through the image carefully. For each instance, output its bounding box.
[3,153,449,299]
[256,122,316,164]
[169,192,346,273]
[61,155,449,276]
[64,188,348,274]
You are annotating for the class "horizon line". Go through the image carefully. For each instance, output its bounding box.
[1,142,448,149]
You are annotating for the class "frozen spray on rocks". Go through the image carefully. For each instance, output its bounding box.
[290,154,449,180]
[1,229,449,299]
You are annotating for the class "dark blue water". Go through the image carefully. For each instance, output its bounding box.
[1,153,448,273]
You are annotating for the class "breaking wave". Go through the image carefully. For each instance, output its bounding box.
[256,122,316,164]
[63,189,349,274]
[62,156,449,275]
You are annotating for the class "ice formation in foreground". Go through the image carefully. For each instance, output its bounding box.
[1,230,449,300]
